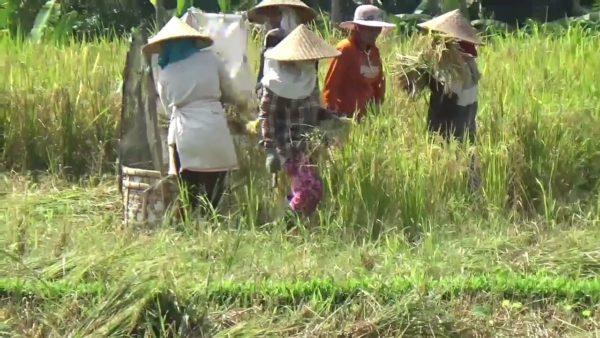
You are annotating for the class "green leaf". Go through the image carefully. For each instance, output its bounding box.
[441,0,459,12]
[0,8,8,29]
[217,0,231,13]
[52,10,78,43]
[176,0,192,17]
[30,0,56,43]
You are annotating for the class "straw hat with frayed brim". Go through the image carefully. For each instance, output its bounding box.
[264,24,340,61]
[340,5,395,30]
[417,9,483,45]
[142,17,213,55]
[247,0,318,24]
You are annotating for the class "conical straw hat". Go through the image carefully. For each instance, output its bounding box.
[247,0,318,24]
[417,9,483,45]
[264,24,340,61]
[142,17,213,55]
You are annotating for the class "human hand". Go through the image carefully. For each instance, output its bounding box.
[265,148,281,174]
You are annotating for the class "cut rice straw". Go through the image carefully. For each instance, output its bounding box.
[391,34,472,96]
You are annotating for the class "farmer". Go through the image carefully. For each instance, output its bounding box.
[322,5,395,121]
[258,24,345,221]
[143,17,250,217]
[246,0,318,95]
[402,10,483,190]
[404,9,482,145]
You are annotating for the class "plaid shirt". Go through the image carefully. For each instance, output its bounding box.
[259,86,333,159]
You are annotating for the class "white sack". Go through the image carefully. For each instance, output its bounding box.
[182,9,255,102]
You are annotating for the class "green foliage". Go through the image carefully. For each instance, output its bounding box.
[0,1,10,30]
[29,0,56,43]
[0,35,125,176]
[2,273,600,306]
[177,0,193,17]
[217,0,232,13]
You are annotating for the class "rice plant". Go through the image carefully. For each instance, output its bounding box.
[2,18,600,337]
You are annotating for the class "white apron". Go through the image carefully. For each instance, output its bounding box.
[157,51,239,172]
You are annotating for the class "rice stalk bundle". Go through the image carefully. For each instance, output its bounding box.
[391,35,470,96]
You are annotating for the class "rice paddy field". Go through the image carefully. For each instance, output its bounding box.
[1,23,600,337]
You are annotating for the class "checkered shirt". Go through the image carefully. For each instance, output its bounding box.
[258,86,332,159]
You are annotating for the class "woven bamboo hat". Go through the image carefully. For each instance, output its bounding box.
[142,17,213,55]
[247,0,318,24]
[417,9,483,45]
[264,24,340,61]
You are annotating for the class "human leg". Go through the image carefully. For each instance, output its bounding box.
[450,104,480,192]
[177,170,203,209]
[197,171,228,212]
[283,153,323,217]
[427,107,481,192]
[171,148,198,221]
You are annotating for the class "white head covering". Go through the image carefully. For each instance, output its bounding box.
[261,8,316,99]
[280,7,300,35]
[262,61,316,99]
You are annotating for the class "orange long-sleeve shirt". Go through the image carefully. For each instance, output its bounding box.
[323,33,385,120]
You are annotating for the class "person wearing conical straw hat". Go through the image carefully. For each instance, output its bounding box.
[247,0,319,96]
[258,24,348,221]
[143,17,251,218]
[402,9,483,191]
[323,5,395,122]
[404,9,482,144]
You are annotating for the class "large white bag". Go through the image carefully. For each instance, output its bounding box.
[182,8,255,102]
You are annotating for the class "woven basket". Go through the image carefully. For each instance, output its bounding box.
[121,166,179,228]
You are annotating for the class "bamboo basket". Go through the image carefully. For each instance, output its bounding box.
[121,166,179,228]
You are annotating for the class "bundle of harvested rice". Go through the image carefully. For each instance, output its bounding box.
[224,101,259,136]
[245,118,261,136]
[391,34,471,96]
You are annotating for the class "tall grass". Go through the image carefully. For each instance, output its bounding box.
[0,35,126,177]
[1,25,600,233]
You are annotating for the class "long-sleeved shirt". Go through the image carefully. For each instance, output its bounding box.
[259,86,336,160]
[322,32,385,120]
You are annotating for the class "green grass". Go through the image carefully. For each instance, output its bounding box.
[2,24,600,336]
[3,274,600,305]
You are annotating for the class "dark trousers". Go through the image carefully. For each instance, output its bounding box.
[427,103,478,145]
[427,104,480,192]
[174,147,228,212]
